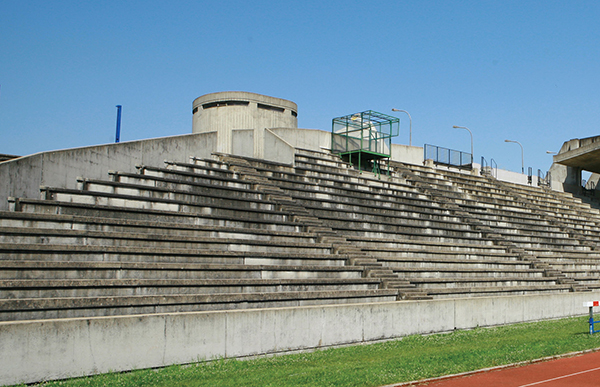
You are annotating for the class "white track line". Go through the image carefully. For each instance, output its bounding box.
[517,366,600,387]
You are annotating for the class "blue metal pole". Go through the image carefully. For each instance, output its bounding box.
[115,105,122,143]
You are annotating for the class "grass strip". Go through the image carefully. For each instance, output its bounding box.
[23,316,600,387]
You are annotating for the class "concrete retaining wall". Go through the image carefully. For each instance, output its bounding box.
[1,292,596,386]
[0,133,217,211]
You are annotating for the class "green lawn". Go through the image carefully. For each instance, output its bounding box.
[25,316,600,387]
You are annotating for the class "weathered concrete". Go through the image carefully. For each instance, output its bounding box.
[1,292,596,386]
[391,144,423,166]
[0,132,217,210]
[554,136,600,174]
[192,91,298,136]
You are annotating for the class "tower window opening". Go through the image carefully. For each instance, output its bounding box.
[202,100,250,109]
[257,103,285,113]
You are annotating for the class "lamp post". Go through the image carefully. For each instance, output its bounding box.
[452,126,473,164]
[391,108,412,146]
[505,139,524,173]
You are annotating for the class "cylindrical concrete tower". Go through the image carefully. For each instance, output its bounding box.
[192,91,298,134]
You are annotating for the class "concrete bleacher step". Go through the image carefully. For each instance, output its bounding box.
[424,285,573,299]
[0,260,371,280]
[0,288,400,322]
[0,242,361,267]
[13,198,301,233]
[7,143,600,320]
[0,228,332,255]
[0,278,383,299]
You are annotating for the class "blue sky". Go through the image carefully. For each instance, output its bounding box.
[2,1,600,174]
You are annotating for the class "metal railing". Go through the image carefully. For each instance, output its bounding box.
[537,169,551,187]
[425,144,472,169]
[480,156,498,178]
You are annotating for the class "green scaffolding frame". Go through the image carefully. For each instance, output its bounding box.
[331,110,400,176]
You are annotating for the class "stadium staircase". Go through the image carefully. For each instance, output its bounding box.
[2,148,600,321]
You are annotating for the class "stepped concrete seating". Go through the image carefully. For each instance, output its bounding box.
[395,165,582,250]
[418,167,600,247]
[408,165,600,291]
[6,144,600,320]
[1,157,400,321]
[229,149,570,299]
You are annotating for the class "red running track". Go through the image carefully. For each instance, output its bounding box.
[395,350,600,387]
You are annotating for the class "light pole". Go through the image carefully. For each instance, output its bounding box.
[391,108,412,146]
[452,126,473,164]
[505,139,524,173]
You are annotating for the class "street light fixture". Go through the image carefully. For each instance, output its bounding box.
[505,139,524,173]
[391,109,412,146]
[452,126,473,164]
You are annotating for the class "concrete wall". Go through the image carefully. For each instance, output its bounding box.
[0,132,217,210]
[391,144,423,166]
[231,129,254,158]
[193,92,298,135]
[495,168,530,185]
[1,292,596,386]
[264,129,295,165]
[271,127,332,152]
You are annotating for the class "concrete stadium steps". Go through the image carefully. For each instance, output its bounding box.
[286,151,595,293]
[389,266,546,279]
[2,155,416,319]
[374,256,530,271]
[0,244,354,267]
[0,288,399,322]
[6,142,600,322]
[281,156,576,250]
[13,198,300,232]
[0,278,382,299]
[238,158,493,246]
[357,244,520,263]
[294,152,358,175]
[0,228,332,256]
[0,260,368,280]
[138,163,243,187]
[408,276,565,290]
[423,284,573,299]
[403,168,579,222]
[431,166,600,236]
[254,169,429,204]
[107,172,263,202]
[349,237,508,253]
[393,164,596,252]
[0,211,310,243]
[40,182,277,215]
[0,255,399,321]
[399,164,573,214]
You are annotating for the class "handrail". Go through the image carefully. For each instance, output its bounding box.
[424,144,472,169]
[537,169,551,187]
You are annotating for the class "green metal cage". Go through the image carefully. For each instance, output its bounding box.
[331,110,400,175]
